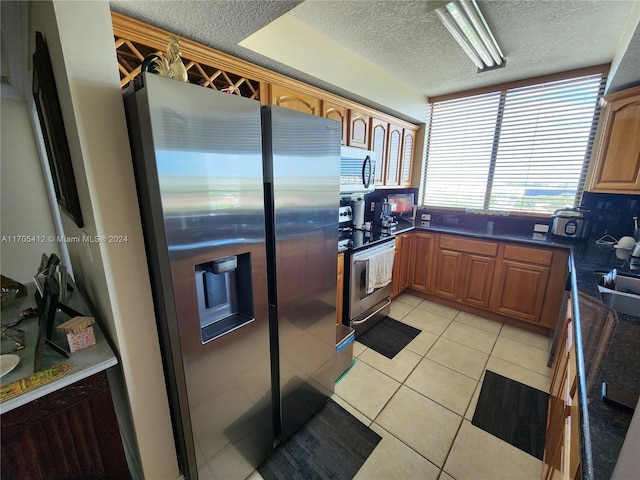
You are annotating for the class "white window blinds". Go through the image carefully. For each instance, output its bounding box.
[420,73,606,213]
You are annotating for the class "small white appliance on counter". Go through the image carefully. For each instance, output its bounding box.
[352,198,365,229]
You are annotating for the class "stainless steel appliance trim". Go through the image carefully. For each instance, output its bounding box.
[353,240,396,259]
[351,298,391,325]
[340,146,377,194]
[349,238,395,320]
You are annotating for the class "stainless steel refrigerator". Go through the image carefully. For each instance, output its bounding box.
[124,73,340,479]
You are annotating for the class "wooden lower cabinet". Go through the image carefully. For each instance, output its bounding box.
[433,248,463,299]
[461,253,496,309]
[541,294,581,480]
[432,235,498,308]
[337,252,344,323]
[392,232,414,298]
[491,244,567,328]
[1,370,130,480]
[404,231,568,330]
[410,232,435,293]
[491,258,550,323]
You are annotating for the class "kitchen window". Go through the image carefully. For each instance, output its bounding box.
[420,68,607,214]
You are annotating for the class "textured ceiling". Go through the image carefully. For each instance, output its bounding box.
[108,0,638,116]
[288,0,635,96]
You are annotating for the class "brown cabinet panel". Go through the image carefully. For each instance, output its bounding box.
[503,244,553,265]
[392,233,414,297]
[411,232,435,292]
[461,254,496,309]
[270,84,321,115]
[432,235,497,308]
[322,100,347,145]
[370,118,388,185]
[589,85,640,193]
[492,259,549,322]
[433,249,463,300]
[385,123,403,186]
[347,109,370,148]
[407,232,565,328]
[1,371,130,480]
[439,235,498,256]
[542,295,580,480]
[400,129,415,186]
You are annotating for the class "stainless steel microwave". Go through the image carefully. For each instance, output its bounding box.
[340,146,377,194]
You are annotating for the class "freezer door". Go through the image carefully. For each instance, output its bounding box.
[263,105,341,440]
[126,74,272,480]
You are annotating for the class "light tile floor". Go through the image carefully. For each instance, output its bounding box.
[251,294,553,480]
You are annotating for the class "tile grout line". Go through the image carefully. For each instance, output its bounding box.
[436,312,501,478]
[350,297,551,479]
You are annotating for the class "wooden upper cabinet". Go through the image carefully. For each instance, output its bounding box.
[347,109,370,148]
[386,123,403,186]
[322,100,347,145]
[400,129,416,186]
[370,119,388,185]
[270,84,321,116]
[588,85,640,193]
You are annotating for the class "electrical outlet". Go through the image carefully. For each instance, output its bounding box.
[421,220,431,227]
[534,224,550,233]
[421,213,431,221]
[370,202,376,211]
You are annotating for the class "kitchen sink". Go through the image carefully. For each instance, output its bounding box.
[594,271,640,317]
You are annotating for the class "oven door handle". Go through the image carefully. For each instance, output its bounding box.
[351,298,391,325]
[353,244,395,262]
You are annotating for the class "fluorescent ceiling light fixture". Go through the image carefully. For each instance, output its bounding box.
[436,0,505,71]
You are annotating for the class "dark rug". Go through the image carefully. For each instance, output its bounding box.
[357,316,421,359]
[258,399,381,480]
[472,370,549,460]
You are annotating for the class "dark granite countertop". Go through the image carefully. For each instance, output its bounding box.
[409,224,639,479]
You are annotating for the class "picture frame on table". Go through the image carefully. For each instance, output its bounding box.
[32,31,84,228]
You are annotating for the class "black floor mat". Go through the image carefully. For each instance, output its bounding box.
[258,399,381,480]
[472,370,549,460]
[357,316,421,359]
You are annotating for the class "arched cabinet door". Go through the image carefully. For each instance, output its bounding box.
[270,84,321,116]
[370,118,388,185]
[322,100,347,145]
[385,123,403,186]
[400,129,415,186]
[588,85,640,193]
[347,109,370,148]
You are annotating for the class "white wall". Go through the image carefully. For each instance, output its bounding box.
[0,97,60,282]
[28,1,179,478]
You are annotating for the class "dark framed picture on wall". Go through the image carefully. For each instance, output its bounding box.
[32,31,84,228]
